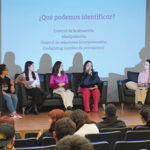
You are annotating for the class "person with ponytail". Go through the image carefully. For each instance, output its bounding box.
[15,61,45,115]
[79,60,100,112]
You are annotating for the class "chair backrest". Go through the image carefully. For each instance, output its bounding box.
[85,131,122,150]
[38,74,46,91]
[15,133,21,139]
[100,127,132,140]
[114,140,150,150]
[45,73,52,94]
[25,132,38,138]
[15,138,39,148]
[41,137,56,146]
[71,73,82,93]
[125,130,150,141]
[133,126,150,131]
[127,71,139,83]
[16,145,56,150]
[92,141,109,150]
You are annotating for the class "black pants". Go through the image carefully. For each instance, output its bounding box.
[26,88,45,105]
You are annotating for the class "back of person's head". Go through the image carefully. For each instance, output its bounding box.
[140,107,150,123]
[48,109,66,131]
[56,135,94,150]
[54,118,76,142]
[0,116,15,126]
[70,109,89,131]
[105,104,117,117]
[65,110,72,118]
[0,123,15,149]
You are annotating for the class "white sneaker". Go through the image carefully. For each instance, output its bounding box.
[10,113,22,119]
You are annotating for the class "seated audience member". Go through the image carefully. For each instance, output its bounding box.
[15,61,46,115]
[53,117,76,143]
[50,61,74,110]
[135,59,150,109]
[64,110,72,118]
[56,135,94,150]
[37,109,66,145]
[70,109,99,137]
[0,123,15,150]
[96,104,126,130]
[79,60,100,112]
[0,64,22,119]
[139,107,150,127]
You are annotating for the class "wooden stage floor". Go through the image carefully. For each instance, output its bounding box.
[14,105,144,132]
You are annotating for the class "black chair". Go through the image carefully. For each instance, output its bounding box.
[14,138,39,148]
[92,141,109,150]
[133,126,150,131]
[113,140,150,150]
[100,127,132,140]
[0,84,12,116]
[41,137,56,146]
[85,131,122,150]
[16,145,56,150]
[125,130,150,141]
[16,73,108,112]
[25,132,38,138]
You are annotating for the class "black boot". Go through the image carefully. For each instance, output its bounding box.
[136,101,143,111]
[34,104,40,115]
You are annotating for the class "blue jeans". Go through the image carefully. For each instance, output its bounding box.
[3,93,18,113]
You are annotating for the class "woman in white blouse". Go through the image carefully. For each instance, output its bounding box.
[15,61,45,115]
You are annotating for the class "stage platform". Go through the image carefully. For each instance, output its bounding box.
[8,105,144,138]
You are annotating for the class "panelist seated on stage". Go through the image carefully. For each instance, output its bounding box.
[15,61,46,115]
[50,61,74,110]
[0,64,22,119]
[79,60,100,112]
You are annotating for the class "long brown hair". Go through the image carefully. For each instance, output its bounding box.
[70,109,94,131]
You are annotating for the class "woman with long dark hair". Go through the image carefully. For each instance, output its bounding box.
[0,64,22,119]
[79,60,100,112]
[50,61,74,110]
[15,61,45,115]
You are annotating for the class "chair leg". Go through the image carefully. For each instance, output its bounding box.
[22,107,25,115]
[102,104,106,111]
[121,103,124,111]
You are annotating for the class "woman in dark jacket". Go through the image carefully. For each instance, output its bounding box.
[79,60,100,112]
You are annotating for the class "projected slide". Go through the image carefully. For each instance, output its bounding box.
[1,0,146,77]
